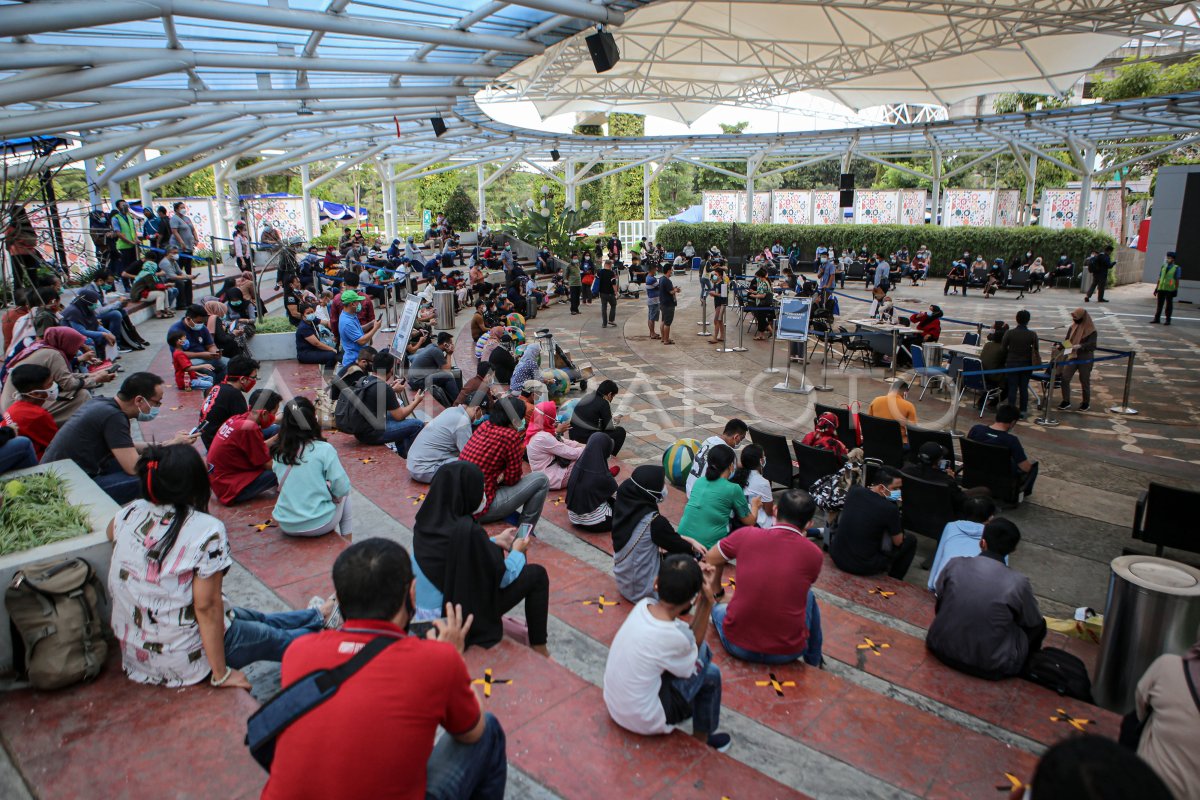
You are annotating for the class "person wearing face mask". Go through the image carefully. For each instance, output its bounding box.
[1056,307,1097,411]
[705,489,824,667]
[1,363,60,460]
[167,305,228,383]
[196,355,263,451]
[337,289,382,369]
[728,444,775,528]
[566,434,619,532]
[828,466,915,580]
[679,444,758,550]
[270,397,353,538]
[205,389,282,505]
[460,396,551,533]
[413,460,550,655]
[1,327,115,425]
[566,252,583,314]
[59,286,119,359]
[41,372,199,503]
[611,466,706,602]
[293,303,338,368]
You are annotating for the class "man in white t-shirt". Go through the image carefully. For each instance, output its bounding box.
[685,418,749,496]
[603,555,731,752]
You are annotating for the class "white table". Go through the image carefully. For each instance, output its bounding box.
[847,318,904,378]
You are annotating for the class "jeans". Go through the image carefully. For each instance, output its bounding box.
[191,355,228,384]
[91,459,141,504]
[600,294,616,324]
[98,309,125,342]
[711,593,823,667]
[223,606,324,668]
[0,436,38,475]
[666,643,722,735]
[357,417,423,457]
[425,713,507,800]
[231,470,278,504]
[1006,368,1031,413]
[478,472,550,530]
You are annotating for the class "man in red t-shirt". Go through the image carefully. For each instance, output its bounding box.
[2,363,60,459]
[262,538,507,800]
[205,389,280,505]
[704,488,824,666]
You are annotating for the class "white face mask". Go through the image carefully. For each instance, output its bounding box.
[24,384,58,402]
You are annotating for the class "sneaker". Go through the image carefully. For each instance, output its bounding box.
[1057,401,1071,410]
[706,733,732,753]
[118,346,135,354]
[308,595,343,629]
[384,442,398,453]
[1079,403,1090,411]
[1150,319,1160,324]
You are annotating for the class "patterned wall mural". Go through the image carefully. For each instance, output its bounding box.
[994,190,1021,227]
[703,191,741,222]
[812,192,841,225]
[944,189,995,227]
[771,191,811,225]
[853,190,900,224]
[899,190,926,226]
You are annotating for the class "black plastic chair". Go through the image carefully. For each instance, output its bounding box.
[749,426,796,488]
[845,262,866,281]
[899,472,956,542]
[814,402,858,452]
[836,326,875,373]
[792,440,845,491]
[858,414,905,468]
[961,437,1021,506]
[907,425,957,465]
[1133,483,1200,558]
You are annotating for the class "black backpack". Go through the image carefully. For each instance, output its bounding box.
[1025,646,1094,703]
[333,375,377,437]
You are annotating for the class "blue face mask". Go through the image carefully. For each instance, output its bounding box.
[305,313,317,322]
[888,489,902,502]
[137,400,159,422]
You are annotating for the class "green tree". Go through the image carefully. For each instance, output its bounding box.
[993,93,1070,114]
[604,113,659,231]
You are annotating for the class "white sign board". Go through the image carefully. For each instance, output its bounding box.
[390,296,422,354]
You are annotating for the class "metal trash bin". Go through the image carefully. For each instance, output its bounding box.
[432,290,456,331]
[1093,555,1200,712]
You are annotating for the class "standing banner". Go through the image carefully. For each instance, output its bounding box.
[944,189,995,227]
[243,196,306,241]
[994,190,1021,227]
[703,192,741,222]
[854,191,900,225]
[812,191,841,225]
[772,191,811,225]
[157,197,217,247]
[1042,189,1082,229]
[776,296,813,341]
[899,190,926,226]
[391,296,423,354]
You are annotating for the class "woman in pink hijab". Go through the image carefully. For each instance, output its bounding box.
[525,400,584,489]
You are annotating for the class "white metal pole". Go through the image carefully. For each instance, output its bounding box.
[476,163,487,225]
[300,164,315,240]
[1024,154,1038,224]
[83,157,103,207]
[643,162,651,230]
[212,163,230,244]
[1077,147,1095,229]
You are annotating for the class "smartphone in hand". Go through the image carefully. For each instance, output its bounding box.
[189,420,209,437]
[516,523,534,539]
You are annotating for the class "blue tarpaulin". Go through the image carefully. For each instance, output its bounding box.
[317,200,368,221]
[668,204,703,223]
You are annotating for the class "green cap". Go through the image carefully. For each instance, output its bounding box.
[340,289,367,303]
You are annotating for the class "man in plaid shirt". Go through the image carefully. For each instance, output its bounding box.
[460,396,550,532]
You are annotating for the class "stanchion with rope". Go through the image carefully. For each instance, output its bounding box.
[719,296,748,353]
[763,325,780,375]
[696,290,711,337]
[1035,356,1060,427]
[1109,351,1139,416]
[812,330,833,392]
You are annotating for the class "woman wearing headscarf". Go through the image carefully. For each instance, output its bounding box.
[488,334,517,386]
[1131,628,1200,800]
[1056,308,1098,411]
[566,434,618,532]
[508,342,542,393]
[237,270,265,317]
[611,466,706,602]
[412,461,550,655]
[322,246,338,269]
[129,261,174,319]
[203,299,243,358]
[0,327,114,423]
[800,411,849,458]
[526,400,584,489]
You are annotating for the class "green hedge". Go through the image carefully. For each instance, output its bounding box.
[655,223,1115,277]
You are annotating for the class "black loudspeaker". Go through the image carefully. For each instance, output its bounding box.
[839,173,855,191]
[585,30,620,74]
[839,189,854,208]
[550,149,560,161]
[430,116,447,137]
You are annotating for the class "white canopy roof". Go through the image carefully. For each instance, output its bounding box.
[482,0,1196,123]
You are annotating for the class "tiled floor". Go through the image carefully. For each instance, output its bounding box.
[2,274,1186,800]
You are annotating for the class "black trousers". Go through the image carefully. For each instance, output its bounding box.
[568,425,627,457]
[173,278,193,309]
[1155,290,1176,322]
[834,532,917,581]
[930,619,1047,681]
[1085,271,1107,300]
[569,285,581,313]
[497,563,549,646]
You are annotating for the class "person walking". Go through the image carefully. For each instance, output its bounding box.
[598,259,618,328]
[566,254,583,315]
[1084,244,1113,303]
[1057,308,1097,412]
[1151,251,1181,325]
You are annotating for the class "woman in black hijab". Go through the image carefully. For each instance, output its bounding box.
[611,465,705,602]
[413,461,550,654]
[488,335,516,386]
[566,433,618,532]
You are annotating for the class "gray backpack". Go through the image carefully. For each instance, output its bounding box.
[6,557,108,689]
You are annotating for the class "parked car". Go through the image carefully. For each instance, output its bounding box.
[575,221,606,239]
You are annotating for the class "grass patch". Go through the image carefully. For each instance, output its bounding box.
[0,472,92,557]
[253,316,296,334]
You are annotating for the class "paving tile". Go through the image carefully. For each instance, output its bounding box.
[654,749,811,800]
[462,639,589,733]
[232,530,348,591]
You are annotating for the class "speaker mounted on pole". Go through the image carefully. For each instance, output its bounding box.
[430,116,447,137]
[585,29,620,74]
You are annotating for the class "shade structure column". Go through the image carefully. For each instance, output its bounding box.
[565,160,576,210]
[137,149,152,209]
[1076,146,1095,229]
[211,162,230,244]
[83,157,103,207]
[1024,154,1038,224]
[643,162,652,229]
[745,175,754,224]
[300,164,315,241]
[929,144,942,226]
[476,163,487,224]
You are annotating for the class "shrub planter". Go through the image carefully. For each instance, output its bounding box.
[250,331,297,361]
[0,460,120,675]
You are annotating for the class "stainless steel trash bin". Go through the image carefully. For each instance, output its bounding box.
[433,290,455,331]
[1093,555,1200,713]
